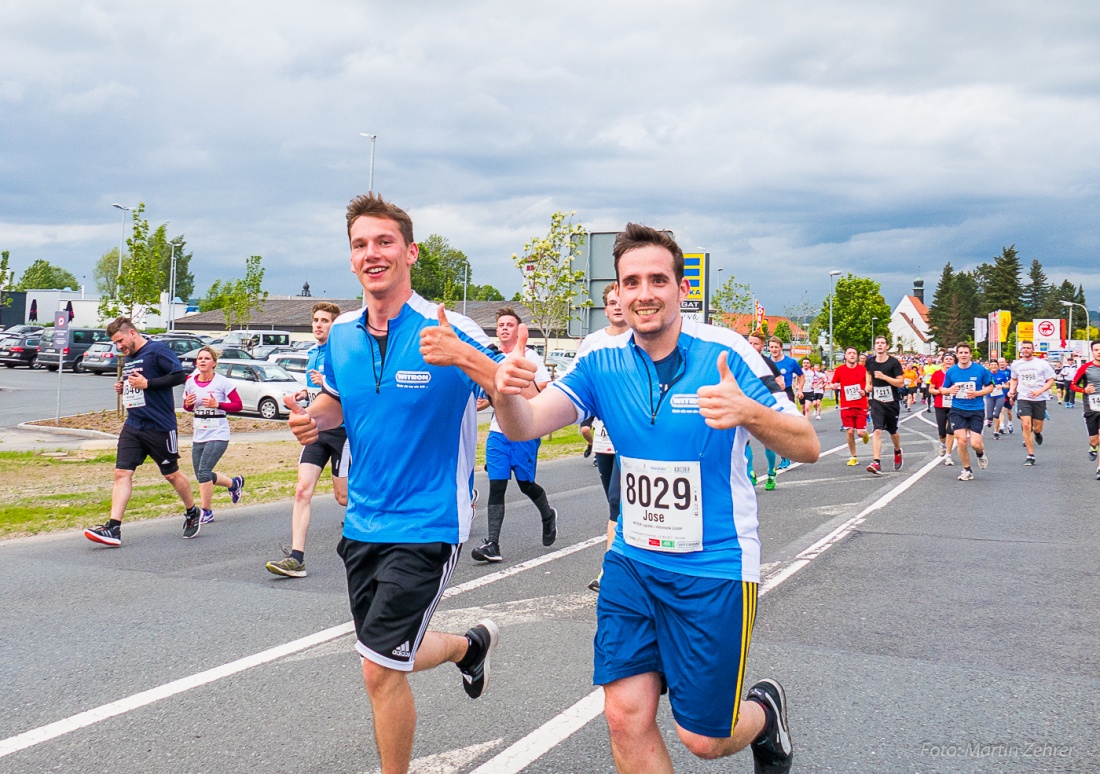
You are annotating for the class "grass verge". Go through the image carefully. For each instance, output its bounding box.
[0,424,587,540]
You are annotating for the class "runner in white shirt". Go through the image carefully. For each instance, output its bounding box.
[576,283,629,592]
[182,347,246,525]
[1059,357,1078,408]
[1008,341,1057,466]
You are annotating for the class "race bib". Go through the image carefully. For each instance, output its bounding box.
[306,387,321,405]
[872,386,893,402]
[194,417,218,432]
[991,384,1004,396]
[591,417,615,455]
[941,395,953,408]
[619,456,702,553]
[122,381,145,409]
[956,381,977,400]
[1089,393,1100,412]
[843,384,862,402]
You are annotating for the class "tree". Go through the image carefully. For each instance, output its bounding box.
[98,203,164,322]
[927,264,980,349]
[15,259,79,291]
[1021,259,1049,318]
[466,284,504,301]
[980,245,1024,317]
[93,248,120,297]
[199,256,268,330]
[513,211,590,351]
[709,276,752,328]
[412,234,470,303]
[155,232,194,302]
[773,320,793,342]
[812,274,893,353]
[0,251,13,311]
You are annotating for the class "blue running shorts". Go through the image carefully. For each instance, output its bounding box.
[593,550,758,738]
[485,430,540,481]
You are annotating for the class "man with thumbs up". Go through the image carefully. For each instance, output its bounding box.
[285,193,508,774]
[490,223,818,774]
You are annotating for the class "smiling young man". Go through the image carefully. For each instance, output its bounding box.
[489,223,819,774]
[284,194,507,774]
[266,301,348,578]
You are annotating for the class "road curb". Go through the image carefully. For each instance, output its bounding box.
[15,422,118,439]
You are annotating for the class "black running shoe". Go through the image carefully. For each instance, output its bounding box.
[1035,431,1043,446]
[1090,446,1099,462]
[542,508,558,547]
[747,678,793,774]
[1023,456,1036,467]
[84,521,121,547]
[471,540,502,563]
[458,618,499,699]
[182,507,201,539]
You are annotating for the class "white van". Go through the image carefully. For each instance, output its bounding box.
[223,330,292,349]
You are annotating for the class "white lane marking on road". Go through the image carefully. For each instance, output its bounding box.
[779,410,923,476]
[761,452,943,593]
[0,536,607,759]
[0,620,354,759]
[469,689,606,774]
[471,436,946,774]
[362,739,505,774]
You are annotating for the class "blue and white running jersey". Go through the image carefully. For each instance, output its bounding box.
[306,341,344,428]
[321,293,501,545]
[552,318,800,582]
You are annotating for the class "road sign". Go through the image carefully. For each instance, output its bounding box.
[791,344,812,357]
[1034,318,1061,347]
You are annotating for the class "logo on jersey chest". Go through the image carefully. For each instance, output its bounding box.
[395,370,431,388]
[669,394,699,413]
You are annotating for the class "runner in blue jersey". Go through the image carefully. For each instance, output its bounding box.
[942,342,995,481]
[266,301,349,578]
[284,194,511,773]
[985,359,1011,439]
[84,317,200,546]
[490,223,819,774]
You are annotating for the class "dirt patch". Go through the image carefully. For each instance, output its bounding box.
[27,410,284,436]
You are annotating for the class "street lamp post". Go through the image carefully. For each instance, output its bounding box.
[713,267,723,324]
[871,316,878,352]
[167,241,178,331]
[359,133,377,193]
[1060,299,1091,347]
[111,204,134,298]
[829,271,842,366]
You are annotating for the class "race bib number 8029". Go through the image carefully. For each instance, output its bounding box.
[619,456,702,553]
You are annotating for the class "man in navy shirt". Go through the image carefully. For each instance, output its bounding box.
[768,336,802,470]
[85,318,200,545]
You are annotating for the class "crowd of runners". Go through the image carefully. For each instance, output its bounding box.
[75,191,1100,774]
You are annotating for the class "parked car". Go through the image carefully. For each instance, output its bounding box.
[149,333,207,358]
[179,346,253,370]
[0,333,42,368]
[268,352,309,383]
[251,344,299,361]
[0,324,44,338]
[213,359,301,419]
[79,341,122,375]
[544,354,574,378]
[292,340,315,351]
[222,330,292,349]
[36,327,109,371]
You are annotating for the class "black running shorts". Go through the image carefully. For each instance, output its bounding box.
[869,400,900,435]
[1015,399,1046,419]
[298,427,350,477]
[337,538,459,671]
[1085,412,1100,437]
[115,424,180,475]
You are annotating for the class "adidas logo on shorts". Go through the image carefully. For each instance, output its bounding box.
[391,641,411,658]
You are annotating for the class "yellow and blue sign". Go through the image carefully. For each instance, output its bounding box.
[681,252,709,322]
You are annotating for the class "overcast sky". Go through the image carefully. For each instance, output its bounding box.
[3,1,1099,317]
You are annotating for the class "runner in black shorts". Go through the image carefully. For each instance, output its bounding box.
[84,317,200,546]
[267,302,350,578]
[864,336,904,475]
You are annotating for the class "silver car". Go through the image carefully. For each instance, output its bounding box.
[213,359,301,419]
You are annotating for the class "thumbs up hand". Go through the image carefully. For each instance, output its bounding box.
[496,323,538,395]
[697,351,753,429]
[284,393,319,445]
[420,303,466,366]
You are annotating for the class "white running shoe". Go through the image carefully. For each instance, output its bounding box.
[944,457,955,466]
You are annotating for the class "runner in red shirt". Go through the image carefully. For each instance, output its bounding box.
[830,345,870,467]
[929,352,957,466]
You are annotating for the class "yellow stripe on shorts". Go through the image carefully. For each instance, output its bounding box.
[730,581,759,735]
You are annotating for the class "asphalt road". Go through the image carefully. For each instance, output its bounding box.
[0,364,154,427]
[0,406,1096,773]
